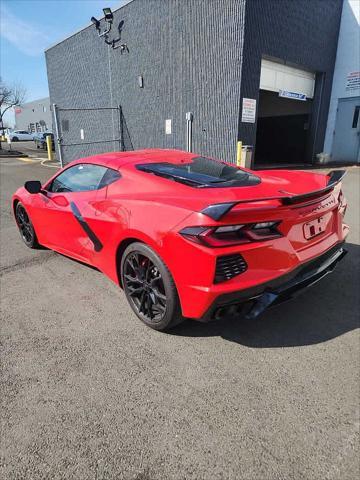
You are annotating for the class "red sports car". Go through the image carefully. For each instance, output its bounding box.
[12,149,348,330]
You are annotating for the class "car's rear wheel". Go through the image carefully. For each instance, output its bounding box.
[15,202,40,249]
[121,242,183,331]
[12,136,19,142]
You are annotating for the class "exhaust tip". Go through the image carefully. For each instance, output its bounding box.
[214,307,227,320]
[214,303,244,320]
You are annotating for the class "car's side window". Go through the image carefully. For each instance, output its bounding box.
[48,164,121,193]
[98,168,121,189]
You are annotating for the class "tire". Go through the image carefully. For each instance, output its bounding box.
[121,242,184,331]
[15,202,40,249]
[12,136,19,142]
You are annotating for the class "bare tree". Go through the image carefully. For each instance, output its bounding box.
[0,79,27,149]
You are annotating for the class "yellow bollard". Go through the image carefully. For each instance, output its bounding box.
[236,141,242,167]
[46,135,54,161]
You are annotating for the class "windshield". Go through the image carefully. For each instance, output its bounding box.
[136,156,261,188]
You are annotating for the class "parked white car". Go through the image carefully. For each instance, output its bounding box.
[6,130,33,142]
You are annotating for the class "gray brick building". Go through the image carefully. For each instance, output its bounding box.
[45,0,342,167]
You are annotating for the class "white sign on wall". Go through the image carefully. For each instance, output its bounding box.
[80,129,84,140]
[346,71,360,91]
[165,119,172,134]
[241,98,256,123]
[279,90,307,101]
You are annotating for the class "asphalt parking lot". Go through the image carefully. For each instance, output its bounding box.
[1,156,359,480]
[0,140,58,164]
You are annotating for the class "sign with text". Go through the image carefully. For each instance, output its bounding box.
[241,98,256,123]
[279,90,307,101]
[346,71,360,91]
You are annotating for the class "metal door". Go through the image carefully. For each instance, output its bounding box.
[332,97,360,163]
[31,190,92,261]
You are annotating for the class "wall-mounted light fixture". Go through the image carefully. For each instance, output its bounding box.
[103,7,114,22]
[91,8,113,38]
[90,7,128,52]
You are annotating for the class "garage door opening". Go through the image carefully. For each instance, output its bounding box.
[255,90,313,166]
[254,59,315,167]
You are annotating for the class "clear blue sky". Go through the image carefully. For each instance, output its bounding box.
[1,0,129,101]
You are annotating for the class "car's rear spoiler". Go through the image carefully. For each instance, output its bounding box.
[200,170,347,221]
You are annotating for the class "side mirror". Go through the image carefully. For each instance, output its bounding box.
[24,180,42,194]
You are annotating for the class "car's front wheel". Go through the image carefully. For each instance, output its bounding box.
[15,202,40,249]
[12,136,19,142]
[121,242,184,331]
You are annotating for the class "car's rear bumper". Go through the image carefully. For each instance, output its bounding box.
[164,194,348,319]
[200,242,346,321]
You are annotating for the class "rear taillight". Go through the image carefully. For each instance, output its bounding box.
[180,221,282,247]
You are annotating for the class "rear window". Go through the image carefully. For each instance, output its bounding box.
[136,156,260,188]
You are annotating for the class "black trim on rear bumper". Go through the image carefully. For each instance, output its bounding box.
[202,243,347,321]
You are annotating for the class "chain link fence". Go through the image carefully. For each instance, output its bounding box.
[53,105,133,166]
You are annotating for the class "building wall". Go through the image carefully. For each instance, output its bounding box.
[46,0,246,164]
[238,0,343,164]
[15,97,52,132]
[324,0,360,154]
[46,0,342,166]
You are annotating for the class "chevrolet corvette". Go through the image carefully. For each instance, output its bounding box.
[12,149,348,330]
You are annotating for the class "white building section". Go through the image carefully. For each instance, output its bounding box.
[324,0,360,162]
[260,59,315,99]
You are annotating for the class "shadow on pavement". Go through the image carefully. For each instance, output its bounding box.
[170,242,360,348]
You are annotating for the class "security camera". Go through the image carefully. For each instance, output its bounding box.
[91,16,100,30]
[103,7,113,22]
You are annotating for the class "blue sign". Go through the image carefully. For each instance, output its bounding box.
[279,90,307,101]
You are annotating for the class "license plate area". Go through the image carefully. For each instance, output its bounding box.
[303,217,326,240]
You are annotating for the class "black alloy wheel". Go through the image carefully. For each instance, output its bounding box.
[121,243,183,331]
[15,203,39,248]
[124,252,167,321]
